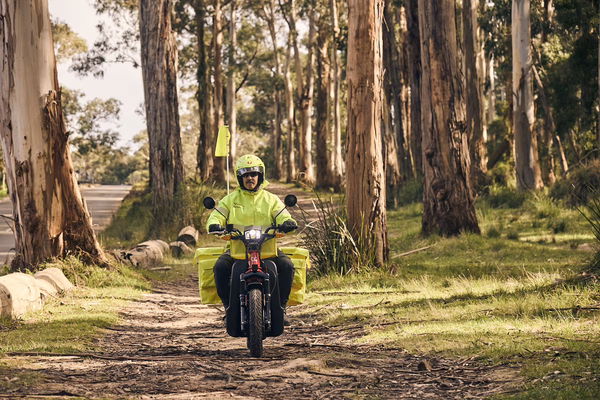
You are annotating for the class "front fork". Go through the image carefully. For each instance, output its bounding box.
[239,253,272,335]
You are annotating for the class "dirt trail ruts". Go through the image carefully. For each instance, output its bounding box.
[5,277,518,399]
[3,183,520,399]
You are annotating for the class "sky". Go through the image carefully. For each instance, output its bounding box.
[49,0,145,150]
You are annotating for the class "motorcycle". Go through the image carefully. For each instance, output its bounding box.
[202,194,298,357]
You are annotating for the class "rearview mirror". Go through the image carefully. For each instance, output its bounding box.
[203,197,216,210]
[284,194,297,208]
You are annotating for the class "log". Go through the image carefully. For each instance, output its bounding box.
[176,226,199,247]
[124,241,165,269]
[169,241,193,258]
[138,240,170,255]
[34,267,74,293]
[0,273,43,318]
[34,278,58,300]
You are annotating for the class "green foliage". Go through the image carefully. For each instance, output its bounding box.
[550,160,600,206]
[299,193,376,276]
[394,178,423,206]
[61,88,144,184]
[51,20,88,63]
[483,186,527,209]
[304,197,598,398]
[99,186,153,248]
[577,188,600,272]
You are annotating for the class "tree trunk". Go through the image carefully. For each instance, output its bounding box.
[299,6,316,185]
[463,0,487,187]
[264,0,284,179]
[418,0,480,236]
[512,0,543,190]
[284,42,297,182]
[140,0,185,234]
[532,65,557,185]
[329,0,344,189]
[286,0,315,185]
[226,0,237,161]
[315,25,332,189]
[0,0,107,269]
[406,0,422,178]
[382,0,404,207]
[195,0,214,182]
[347,0,388,267]
[211,0,225,182]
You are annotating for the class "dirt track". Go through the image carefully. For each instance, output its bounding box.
[2,183,519,399]
[4,274,519,399]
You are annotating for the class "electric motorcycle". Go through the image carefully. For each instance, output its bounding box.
[203,194,297,357]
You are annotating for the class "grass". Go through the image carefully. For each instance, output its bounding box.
[303,193,600,399]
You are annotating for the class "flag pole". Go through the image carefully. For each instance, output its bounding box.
[226,154,230,195]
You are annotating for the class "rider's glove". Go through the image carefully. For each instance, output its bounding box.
[280,220,298,233]
[208,224,223,233]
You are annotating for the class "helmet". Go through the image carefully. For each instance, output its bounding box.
[235,154,265,190]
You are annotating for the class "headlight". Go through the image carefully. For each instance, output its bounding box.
[245,229,261,240]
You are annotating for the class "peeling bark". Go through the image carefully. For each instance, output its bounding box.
[0,0,106,269]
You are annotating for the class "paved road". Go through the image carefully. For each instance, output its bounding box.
[0,185,131,262]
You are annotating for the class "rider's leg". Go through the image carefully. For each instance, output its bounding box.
[213,253,235,308]
[274,252,295,307]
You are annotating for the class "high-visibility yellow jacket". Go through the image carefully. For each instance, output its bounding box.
[205,182,296,259]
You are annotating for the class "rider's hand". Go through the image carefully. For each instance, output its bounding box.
[208,224,223,233]
[280,220,298,233]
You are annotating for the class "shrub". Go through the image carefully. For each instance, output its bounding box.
[396,178,424,206]
[299,193,376,276]
[548,218,569,234]
[550,160,600,207]
[486,226,501,238]
[484,186,527,209]
[506,230,520,240]
[578,188,600,272]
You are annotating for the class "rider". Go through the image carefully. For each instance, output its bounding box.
[206,154,298,313]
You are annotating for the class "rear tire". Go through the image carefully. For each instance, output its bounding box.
[247,288,264,357]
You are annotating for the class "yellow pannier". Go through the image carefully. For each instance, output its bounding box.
[279,247,311,306]
[194,246,311,305]
[194,247,225,304]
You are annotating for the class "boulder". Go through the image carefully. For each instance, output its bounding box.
[34,267,74,293]
[0,273,43,318]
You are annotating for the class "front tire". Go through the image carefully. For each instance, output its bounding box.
[247,288,264,357]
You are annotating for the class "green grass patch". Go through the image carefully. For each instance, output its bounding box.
[303,195,599,398]
[0,257,150,354]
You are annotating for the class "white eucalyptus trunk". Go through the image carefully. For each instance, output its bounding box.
[0,0,106,268]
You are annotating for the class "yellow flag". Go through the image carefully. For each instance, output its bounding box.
[215,125,230,157]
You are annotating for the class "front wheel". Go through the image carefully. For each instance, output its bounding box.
[247,288,264,357]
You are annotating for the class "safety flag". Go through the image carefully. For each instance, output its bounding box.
[215,125,230,157]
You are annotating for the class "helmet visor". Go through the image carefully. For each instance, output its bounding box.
[237,166,263,177]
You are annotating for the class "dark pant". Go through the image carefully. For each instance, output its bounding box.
[214,251,295,308]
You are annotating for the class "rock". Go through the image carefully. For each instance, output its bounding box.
[176,226,199,247]
[0,273,43,318]
[34,267,74,293]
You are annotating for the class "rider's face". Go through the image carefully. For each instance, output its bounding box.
[242,172,259,190]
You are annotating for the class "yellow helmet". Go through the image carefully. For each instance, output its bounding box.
[235,154,265,189]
